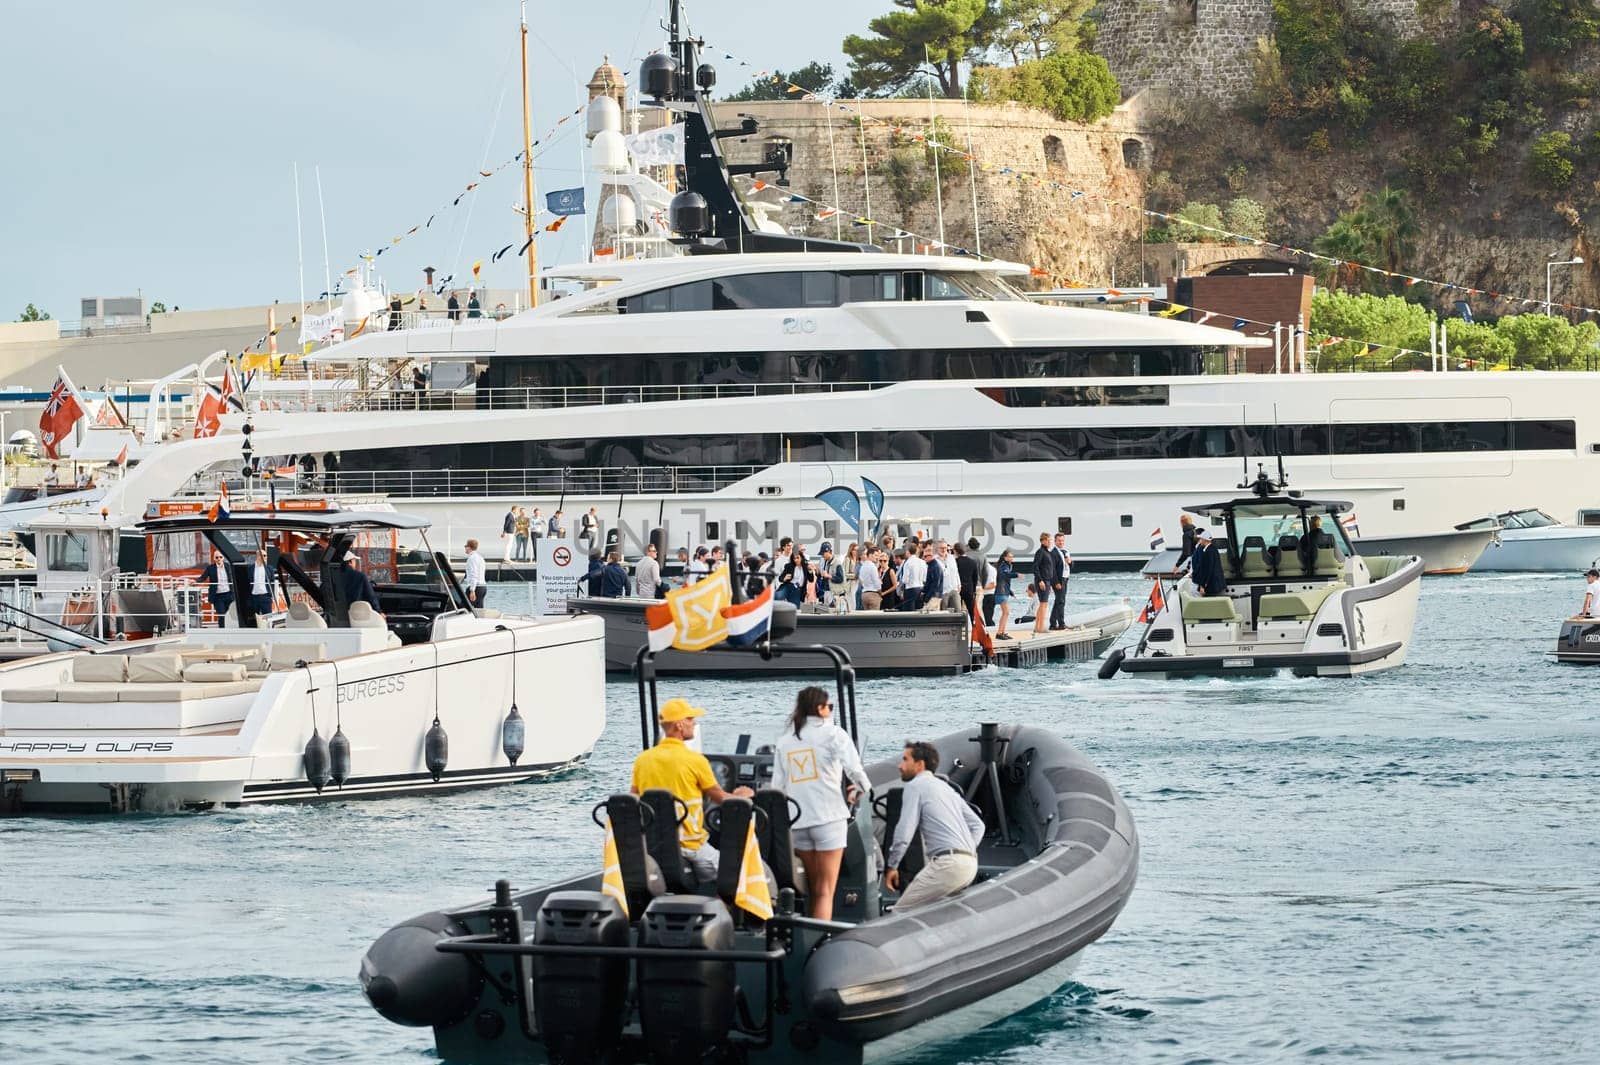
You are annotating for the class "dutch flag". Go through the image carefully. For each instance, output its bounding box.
[1339,512,1359,537]
[206,482,230,523]
[1150,527,1165,551]
[720,583,775,647]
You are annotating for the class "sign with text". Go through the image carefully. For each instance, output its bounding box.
[534,535,586,615]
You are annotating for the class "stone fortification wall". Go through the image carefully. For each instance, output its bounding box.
[718,100,1151,284]
[1094,0,1460,104]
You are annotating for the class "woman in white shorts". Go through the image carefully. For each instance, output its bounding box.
[770,686,871,920]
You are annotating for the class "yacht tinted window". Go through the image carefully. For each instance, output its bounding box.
[802,271,836,307]
[927,273,969,300]
[671,280,712,312]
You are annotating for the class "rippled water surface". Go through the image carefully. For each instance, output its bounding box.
[4,574,1597,1063]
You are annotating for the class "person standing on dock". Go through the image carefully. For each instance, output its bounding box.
[1032,533,1055,635]
[635,542,661,600]
[771,686,871,921]
[1049,533,1070,630]
[462,539,487,608]
[994,549,1016,640]
[858,549,883,610]
[954,543,979,619]
[884,741,984,911]
[970,537,996,626]
[1582,569,1600,617]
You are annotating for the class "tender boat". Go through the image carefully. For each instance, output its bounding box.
[0,509,604,813]
[1351,525,1498,575]
[1550,615,1600,664]
[359,614,1137,1063]
[1106,469,1423,679]
[1461,509,1600,572]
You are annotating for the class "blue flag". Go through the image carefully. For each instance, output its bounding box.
[815,486,862,537]
[545,188,586,216]
[860,478,884,523]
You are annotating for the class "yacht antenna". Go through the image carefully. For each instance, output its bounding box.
[315,164,333,312]
[293,162,306,342]
[520,0,539,308]
[1273,403,1287,488]
[923,43,946,253]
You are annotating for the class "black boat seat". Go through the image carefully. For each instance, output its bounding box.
[878,787,926,888]
[711,797,777,918]
[638,788,694,895]
[752,788,800,895]
[603,794,666,919]
[1239,536,1270,579]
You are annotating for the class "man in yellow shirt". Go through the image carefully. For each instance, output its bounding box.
[632,698,753,881]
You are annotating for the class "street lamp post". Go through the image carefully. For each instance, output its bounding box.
[1546,255,1584,315]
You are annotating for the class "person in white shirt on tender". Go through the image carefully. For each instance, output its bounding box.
[936,540,960,611]
[857,552,883,610]
[884,741,985,911]
[634,542,662,599]
[898,550,926,610]
[1582,569,1600,617]
[462,538,488,609]
[770,686,871,920]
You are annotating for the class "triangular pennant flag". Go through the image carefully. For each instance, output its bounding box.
[601,817,629,918]
[733,820,774,920]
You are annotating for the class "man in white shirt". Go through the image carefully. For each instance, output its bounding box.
[687,546,710,584]
[858,552,883,610]
[936,541,960,611]
[635,542,662,599]
[248,548,275,618]
[884,741,985,911]
[462,538,487,608]
[1582,569,1600,617]
[898,550,926,610]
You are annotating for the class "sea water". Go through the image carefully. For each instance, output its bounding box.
[2,574,1596,1063]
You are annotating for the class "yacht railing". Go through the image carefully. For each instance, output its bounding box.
[243,380,890,416]
[175,465,766,499]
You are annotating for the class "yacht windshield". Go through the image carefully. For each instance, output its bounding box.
[926,271,1023,301]
[1503,509,1559,529]
[1230,506,1350,554]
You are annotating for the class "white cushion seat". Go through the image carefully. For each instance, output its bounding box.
[128,653,186,684]
[269,642,329,670]
[287,602,328,630]
[117,680,263,702]
[58,683,143,703]
[73,654,131,683]
[3,688,61,703]
[183,662,248,684]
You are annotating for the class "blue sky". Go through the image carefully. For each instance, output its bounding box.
[0,0,864,322]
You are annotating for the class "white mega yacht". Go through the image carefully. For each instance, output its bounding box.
[51,9,1600,565]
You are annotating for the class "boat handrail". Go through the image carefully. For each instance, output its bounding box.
[174,464,768,499]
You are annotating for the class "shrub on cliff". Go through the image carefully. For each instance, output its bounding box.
[970,53,1119,123]
[1528,131,1578,190]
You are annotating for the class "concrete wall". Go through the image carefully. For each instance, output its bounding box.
[0,320,61,345]
[721,99,1151,283]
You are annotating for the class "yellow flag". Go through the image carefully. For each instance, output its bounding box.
[734,820,773,920]
[601,817,629,918]
[1158,303,1189,318]
[239,352,272,372]
[662,564,732,651]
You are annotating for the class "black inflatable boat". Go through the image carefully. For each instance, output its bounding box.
[360,629,1138,1063]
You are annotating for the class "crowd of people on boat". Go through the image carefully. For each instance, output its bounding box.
[631,689,983,920]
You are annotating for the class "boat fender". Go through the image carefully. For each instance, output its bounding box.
[329,726,352,787]
[303,728,332,793]
[502,705,525,766]
[360,911,483,1028]
[1097,648,1126,680]
[425,716,449,782]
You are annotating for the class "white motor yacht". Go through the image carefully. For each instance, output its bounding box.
[1461,508,1600,572]
[0,509,604,813]
[1106,470,1423,679]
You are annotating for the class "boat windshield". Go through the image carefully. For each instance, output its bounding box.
[1501,509,1560,529]
[1230,505,1350,555]
[926,271,1024,301]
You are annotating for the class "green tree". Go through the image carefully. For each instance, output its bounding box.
[1168,201,1224,242]
[149,301,168,315]
[992,0,1094,63]
[1313,217,1368,292]
[1495,314,1600,369]
[1311,291,1432,362]
[1523,0,1600,53]
[844,0,991,98]
[724,61,854,101]
[970,51,1118,121]
[17,303,50,322]
[1528,131,1577,191]
[1443,319,1515,369]
[1352,186,1419,274]
[1223,197,1268,239]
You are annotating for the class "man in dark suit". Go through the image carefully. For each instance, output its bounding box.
[199,550,235,621]
[600,551,631,597]
[1049,532,1070,630]
[919,543,943,610]
[339,557,382,611]
[1190,529,1228,596]
[1031,532,1056,634]
[954,542,979,619]
[1177,514,1198,567]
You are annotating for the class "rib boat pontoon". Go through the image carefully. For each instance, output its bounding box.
[360,617,1138,1063]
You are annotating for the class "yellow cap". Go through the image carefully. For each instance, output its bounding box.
[659,698,706,723]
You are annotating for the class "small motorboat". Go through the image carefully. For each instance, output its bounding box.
[360,606,1137,1063]
[1460,509,1600,572]
[1351,525,1498,575]
[0,508,605,813]
[1107,468,1423,679]
[1550,615,1600,664]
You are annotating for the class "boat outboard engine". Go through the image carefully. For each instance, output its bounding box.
[637,896,736,1065]
[532,891,630,1063]
[360,911,482,1028]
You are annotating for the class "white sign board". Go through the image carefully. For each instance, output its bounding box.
[534,535,587,615]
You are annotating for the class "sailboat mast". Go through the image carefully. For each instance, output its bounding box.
[521,0,539,308]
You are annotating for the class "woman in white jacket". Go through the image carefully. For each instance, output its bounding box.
[771,686,872,919]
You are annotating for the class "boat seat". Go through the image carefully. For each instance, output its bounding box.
[1,687,61,703]
[57,682,137,703]
[1258,584,1345,621]
[1181,595,1239,623]
[268,642,330,670]
[1311,533,1342,578]
[604,793,666,920]
[878,787,926,888]
[347,602,384,629]
[752,787,800,895]
[72,653,130,683]
[287,602,328,630]
[1239,536,1271,579]
[712,796,777,920]
[1275,535,1302,577]
[638,788,695,895]
[116,680,264,702]
[1215,538,1239,578]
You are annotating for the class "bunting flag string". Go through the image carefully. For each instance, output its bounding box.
[706,42,1600,321]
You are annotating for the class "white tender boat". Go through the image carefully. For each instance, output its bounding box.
[1105,472,1423,679]
[1461,509,1600,572]
[0,509,605,813]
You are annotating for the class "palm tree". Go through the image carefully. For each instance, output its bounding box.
[1313,218,1369,294]
[1354,186,1420,277]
